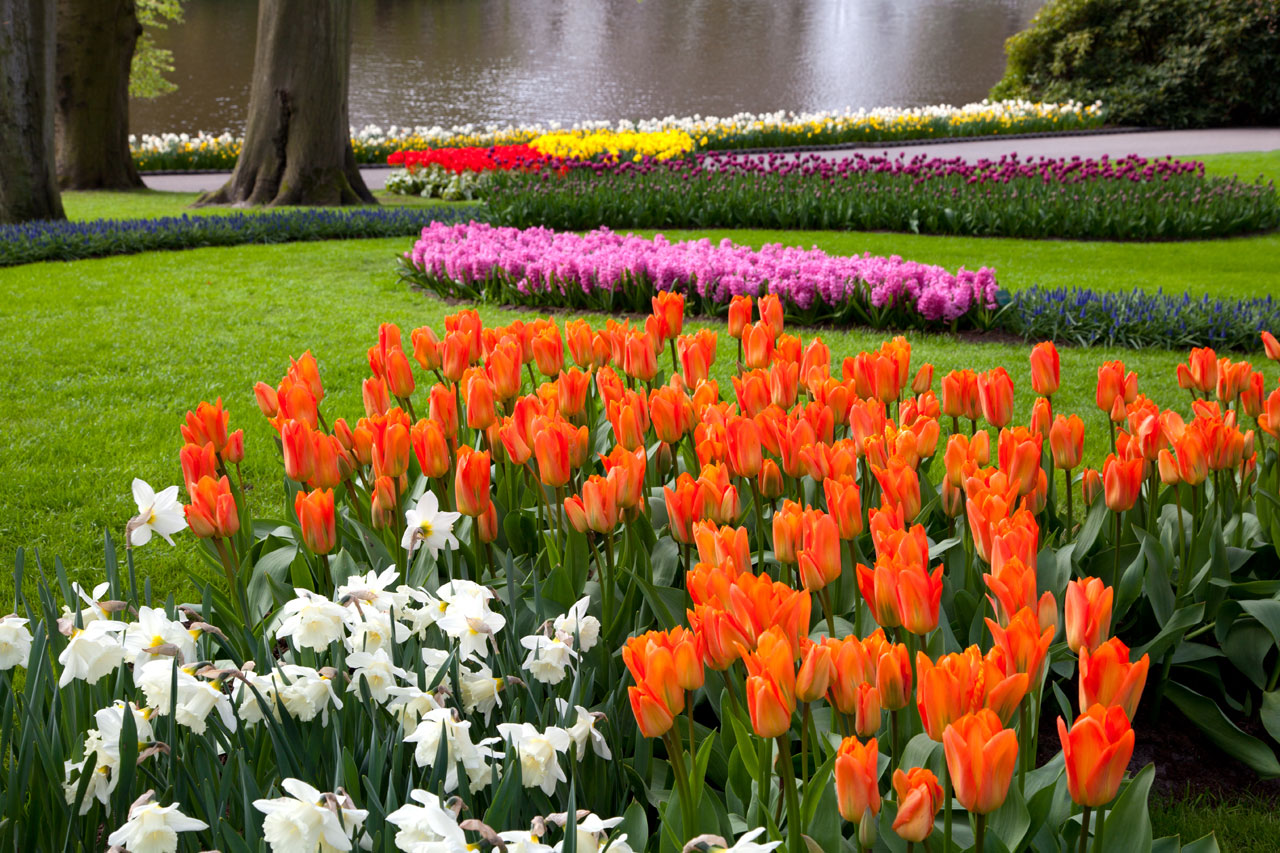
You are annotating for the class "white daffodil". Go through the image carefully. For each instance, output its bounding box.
[405,708,503,794]
[436,595,505,661]
[401,491,461,558]
[335,567,407,612]
[235,670,282,726]
[90,701,155,763]
[695,828,782,853]
[459,661,504,723]
[556,700,611,761]
[127,478,187,548]
[253,778,367,853]
[0,615,32,670]
[64,754,118,814]
[385,789,468,852]
[498,828,555,853]
[136,660,235,735]
[274,664,344,725]
[123,606,198,673]
[344,608,411,655]
[553,596,601,653]
[551,813,627,853]
[497,722,571,796]
[346,648,408,704]
[106,795,208,853]
[276,590,348,652]
[384,685,443,736]
[58,618,126,687]
[60,581,111,626]
[520,634,577,685]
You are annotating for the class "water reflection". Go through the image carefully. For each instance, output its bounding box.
[129,0,1043,135]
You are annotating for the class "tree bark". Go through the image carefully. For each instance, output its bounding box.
[199,0,374,207]
[0,0,65,223]
[55,0,143,189]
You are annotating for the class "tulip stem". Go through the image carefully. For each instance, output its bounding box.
[799,702,810,788]
[1092,804,1106,853]
[1078,805,1092,853]
[942,761,953,853]
[818,586,837,639]
[757,734,773,830]
[1018,697,1029,791]
[664,728,697,839]
[890,705,901,768]
[777,734,803,853]
[212,537,245,623]
[721,668,744,720]
[974,813,987,853]
[1112,511,1123,591]
[602,530,617,635]
[751,482,767,572]
[1064,466,1074,534]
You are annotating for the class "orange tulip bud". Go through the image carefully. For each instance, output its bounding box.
[798,509,842,592]
[1081,467,1102,506]
[852,683,882,738]
[1030,342,1060,396]
[1050,414,1085,471]
[943,709,1019,815]
[581,474,620,533]
[281,419,316,483]
[294,488,336,555]
[663,473,701,545]
[1079,637,1149,722]
[1102,453,1143,512]
[728,295,753,339]
[181,398,230,453]
[725,415,763,479]
[987,606,1053,684]
[1096,360,1138,415]
[369,475,398,530]
[917,647,1028,741]
[873,457,921,522]
[454,445,491,517]
[834,736,881,825]
[758,459,784,500]
[876,643,912,711]
[999,426,1043,497]
[1064,577,1113,655]
[823,476,863,540]
[744,627,796,738]
[180,441,219,492]
[253,381,279,419]
[1263,331,1280,362]
[977,368,1015,428]
[563,494,589,534]
[796,639,835,703]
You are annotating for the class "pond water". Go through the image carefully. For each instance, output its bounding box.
[129,0,1044,135]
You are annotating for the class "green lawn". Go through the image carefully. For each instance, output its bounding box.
[60,188,464,221]
[1199,149,1280,187]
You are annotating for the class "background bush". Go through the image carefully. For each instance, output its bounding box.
[991,0,1280,128]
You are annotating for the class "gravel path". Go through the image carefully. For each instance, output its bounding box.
[143,127,1280,193]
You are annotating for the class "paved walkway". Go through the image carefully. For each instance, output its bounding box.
[144,127,1280,193]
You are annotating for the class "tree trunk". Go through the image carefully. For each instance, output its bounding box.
[54,0,143,189]
[199,0,374,207]
[0,0,65,223]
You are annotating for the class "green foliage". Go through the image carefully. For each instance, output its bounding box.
[991,0,1280,128]
[130,0,184,99]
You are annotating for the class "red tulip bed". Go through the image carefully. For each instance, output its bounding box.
[5,294,1280,852]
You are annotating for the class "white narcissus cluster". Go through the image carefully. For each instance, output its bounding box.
[385,789,469,851]
[127,478,187,548]
[64,702,155,814]
[404,707,503,794]
[58,619,127,687]
[122,606,199,674]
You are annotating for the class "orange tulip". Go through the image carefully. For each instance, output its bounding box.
[677,330,717,387]
[530,325,564,377]
[1030,342,1060,396]
[1102,454,1143,512]
[1065,577,1113,655]
[987,607,1053,683]
[624,632,685,739]
[361,377,390,418]
[371,419,411,480]
[308,434,348,490]
[1050,414,1085,471]
[1260,387,1280,440]
[873,458,921,521]
[871,643,911,713]
[532,418,573,488]
[916,648,1028,741]
[695,463,741,526]
[943,709,1019,815]
[796,639,835,703]
[727,295,753,339]
[649,385,693,444]
[180,441,219,492]
[892,767,943,843]
[1096,360,1138,415]
[912,364,934,395]
[983,554,1038,626]
[823,476,863,540]
[693,521,751,572]
[977,368,1015,428]
[663,473,701,544]
[409,419,450,479]
[742,321,775,369]
[744,626,796,738]
[1263,331,1280,362]
[184,475,239,539]
[254,381,280,419]
[1177,347,1218,395]
[857,560,902,630]
[998,426,1043,497]
[580,474,620,533]
[771,500,804,564]
[1216,357,1252,404]
[607,389,649,451]
[294,488,336,555]
[485,339,523,402]
[1081,467,1102,506]
[181,398,230,454]
[1030,396,1052,442]
[369,475,398,530]
[758,293,784,333]
[895,560,944,636]
[941,369,980,421]
[1079,637,1149,722]
[281,419,316,483]
[1058,704,1135,808]
[427,383,458,441]
[410,326,442,371]
[852,683,883,738]
[758,459,784,499]
[454,445,491,517]
[601,445,646,510]
[725,415,763,478]
[834,736,882,825]
[1241,371,1266,420]
[798,509,842,592]
[275,374,318,430]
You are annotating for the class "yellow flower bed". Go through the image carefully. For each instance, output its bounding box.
[529,129,696,161]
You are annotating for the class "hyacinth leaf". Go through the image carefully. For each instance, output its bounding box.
[1165,683,1280,778]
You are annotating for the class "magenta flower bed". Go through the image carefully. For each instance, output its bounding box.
[402,221,1001,328]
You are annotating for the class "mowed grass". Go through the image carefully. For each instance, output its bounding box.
[0,235,1238,609]
[1151,790,1280,852]
[59,188,466,221]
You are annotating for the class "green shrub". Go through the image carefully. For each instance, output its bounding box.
[991,0,1280,128]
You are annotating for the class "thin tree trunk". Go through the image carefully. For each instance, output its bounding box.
[55,0,143,189]
[0,0,65,223]
[198,0,374,207]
